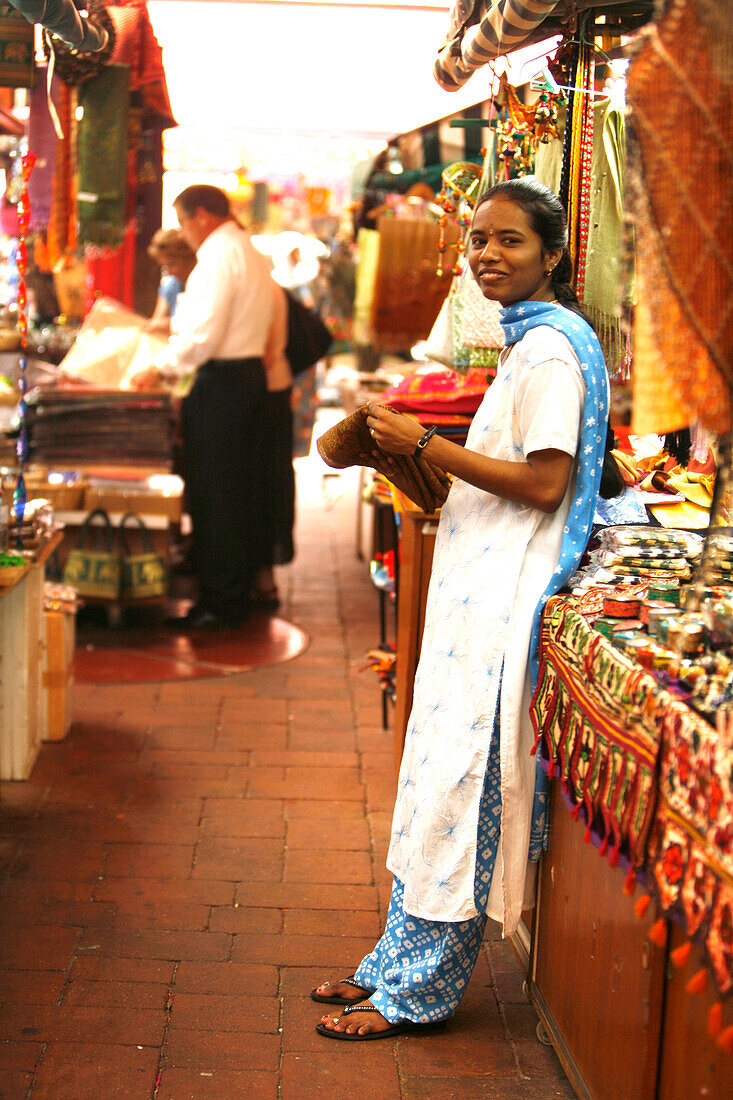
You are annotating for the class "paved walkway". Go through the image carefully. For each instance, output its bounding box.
[0,463,572,1099]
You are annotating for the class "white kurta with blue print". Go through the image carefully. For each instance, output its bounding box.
[387,325,587,933]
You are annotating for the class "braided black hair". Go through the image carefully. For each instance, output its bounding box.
[474,177,624,499]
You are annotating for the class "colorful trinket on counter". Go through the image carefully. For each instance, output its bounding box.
[648,582,681,606]
[641,599,676,628]
[603,593,642,619]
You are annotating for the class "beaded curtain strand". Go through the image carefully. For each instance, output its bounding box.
[13,152,37,547]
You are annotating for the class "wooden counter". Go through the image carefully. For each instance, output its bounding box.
[530,598,733,1099]
[0,531,64,780]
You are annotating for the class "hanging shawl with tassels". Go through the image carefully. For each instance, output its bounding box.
[498,301,609,863]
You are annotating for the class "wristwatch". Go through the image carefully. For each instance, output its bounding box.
[413,425,437,459]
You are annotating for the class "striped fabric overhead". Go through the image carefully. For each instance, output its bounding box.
[434,0,562,91]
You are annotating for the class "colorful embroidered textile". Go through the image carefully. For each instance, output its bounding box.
[626,0,733,434]
[532,595,733,997]
[531,596,661,866]
[648,709,733,996]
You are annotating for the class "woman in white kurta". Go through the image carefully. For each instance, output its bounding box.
[314,179,616,1040]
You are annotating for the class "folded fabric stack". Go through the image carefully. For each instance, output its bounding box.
[25,388,174,466]
[572,526,703,589]
[380,365,491,445]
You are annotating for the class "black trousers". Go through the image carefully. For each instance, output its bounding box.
[261,387,295,567]
[183,358,267,618]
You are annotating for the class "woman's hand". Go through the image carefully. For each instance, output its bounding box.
[365,403,423,456]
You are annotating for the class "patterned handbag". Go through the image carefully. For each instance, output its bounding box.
[119,512,167,599]
[61,508,121,598]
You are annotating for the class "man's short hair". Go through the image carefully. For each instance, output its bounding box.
[174,185,230,219]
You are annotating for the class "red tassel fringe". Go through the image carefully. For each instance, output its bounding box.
[648,919,667,948]
[634,894,651,919]
[707,1002,723,1038]
[623,867,636,896]
[716,1025,733,1054]
[686,968,708,995]
[670,942,692,968]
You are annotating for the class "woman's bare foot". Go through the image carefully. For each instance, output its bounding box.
[320,1001,395,1036]
[312,977,370,1003]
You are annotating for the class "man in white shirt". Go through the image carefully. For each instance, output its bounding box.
[130,185,274,628]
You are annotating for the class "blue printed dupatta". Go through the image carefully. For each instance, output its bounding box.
[499,300,609,857]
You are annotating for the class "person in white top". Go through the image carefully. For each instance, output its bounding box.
[129,185,274,628]
[313,178,622,1041]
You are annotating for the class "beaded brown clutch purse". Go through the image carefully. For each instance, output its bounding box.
[317,406,451,514]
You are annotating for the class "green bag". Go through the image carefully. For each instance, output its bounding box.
[119,512,167,600]
[62,508,121,599]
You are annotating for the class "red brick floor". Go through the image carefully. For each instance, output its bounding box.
[0,464,573,1099]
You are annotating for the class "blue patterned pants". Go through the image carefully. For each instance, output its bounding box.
[353,732,502,1024]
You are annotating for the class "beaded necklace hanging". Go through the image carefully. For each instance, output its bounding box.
[556,27,596,305]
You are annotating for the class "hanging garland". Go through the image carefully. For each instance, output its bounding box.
[494,76,562,178]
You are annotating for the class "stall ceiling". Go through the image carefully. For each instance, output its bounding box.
[147,0,500,182]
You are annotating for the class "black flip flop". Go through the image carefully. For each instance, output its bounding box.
[315,1003,447,1041]
[310,975,372,1005]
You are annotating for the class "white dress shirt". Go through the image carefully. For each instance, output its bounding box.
[155,220,274,379]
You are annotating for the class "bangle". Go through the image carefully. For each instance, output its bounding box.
[414,425,437,459]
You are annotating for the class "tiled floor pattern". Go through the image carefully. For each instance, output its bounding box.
[0,463,573,1098]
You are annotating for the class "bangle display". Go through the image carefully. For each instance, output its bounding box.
[414,425,437,459]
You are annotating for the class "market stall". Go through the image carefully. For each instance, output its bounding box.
[324,0,733,1089]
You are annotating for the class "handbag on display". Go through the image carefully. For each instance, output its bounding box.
[118,512,167,599]
[285,293,333,378]
[61,508,121,599]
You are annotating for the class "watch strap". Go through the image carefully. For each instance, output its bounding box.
[413,425,437,459]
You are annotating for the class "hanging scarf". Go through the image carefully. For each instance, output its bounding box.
[499,300,609,857]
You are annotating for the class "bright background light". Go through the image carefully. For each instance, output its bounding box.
[148,1,495,185]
